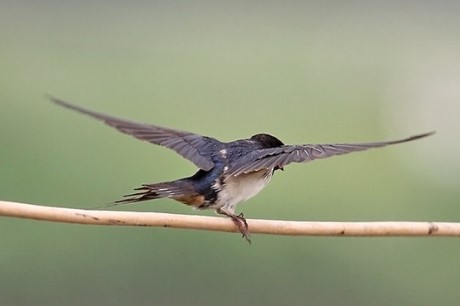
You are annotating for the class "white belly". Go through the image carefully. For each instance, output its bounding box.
[214,169,272,213]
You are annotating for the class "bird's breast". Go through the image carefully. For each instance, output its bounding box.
[212,169,273,210]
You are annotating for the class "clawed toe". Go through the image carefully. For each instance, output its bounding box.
[233,215,251,243]
[217,209,251,243]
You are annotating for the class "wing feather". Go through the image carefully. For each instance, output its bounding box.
[51,97,219,170]
[228,132,434,176]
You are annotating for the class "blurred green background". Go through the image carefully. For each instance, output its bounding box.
[1,1,459,305]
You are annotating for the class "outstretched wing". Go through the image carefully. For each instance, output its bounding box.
[228,132,434,176]
[51,97,220,171]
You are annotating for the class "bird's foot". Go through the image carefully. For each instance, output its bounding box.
[218,210,251,244]
[231,214,251,244]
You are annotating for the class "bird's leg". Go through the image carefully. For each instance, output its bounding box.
[217,209,251,243]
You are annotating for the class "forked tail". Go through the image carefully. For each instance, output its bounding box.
[101,177,208,209]
[110,180,198,206]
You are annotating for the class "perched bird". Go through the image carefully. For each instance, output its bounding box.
[51,98,434,242]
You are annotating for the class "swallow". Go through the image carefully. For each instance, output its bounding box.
[51,97,434,242]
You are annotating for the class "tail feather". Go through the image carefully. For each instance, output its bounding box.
[109,181,199,206]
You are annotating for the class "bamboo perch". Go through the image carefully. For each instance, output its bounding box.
[1,200,459,237]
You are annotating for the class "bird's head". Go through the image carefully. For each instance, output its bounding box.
[250,133,284,148]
